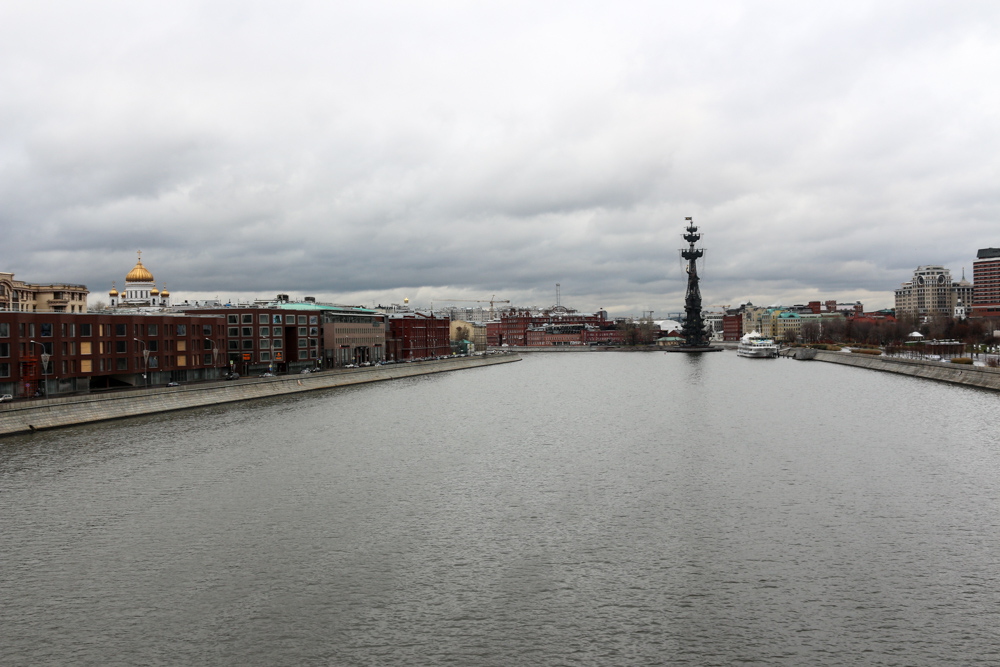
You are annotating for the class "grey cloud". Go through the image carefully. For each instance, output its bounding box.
[2,1,999,314]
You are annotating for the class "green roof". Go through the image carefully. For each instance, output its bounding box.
[277,302,374,313]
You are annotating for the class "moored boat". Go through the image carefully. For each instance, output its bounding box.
[737,331,778,358]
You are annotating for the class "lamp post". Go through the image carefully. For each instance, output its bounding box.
[205,338,219,378]
[134,338,149,388]
[28,340,49,397]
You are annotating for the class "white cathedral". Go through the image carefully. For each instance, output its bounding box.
[109,251,170,309]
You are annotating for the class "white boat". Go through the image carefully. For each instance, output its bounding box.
[738,331,778,358]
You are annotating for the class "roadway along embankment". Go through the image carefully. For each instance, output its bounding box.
[806,350,1000,391]
[0,355,520,437]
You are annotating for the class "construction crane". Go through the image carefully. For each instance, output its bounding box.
[438,295,511,319]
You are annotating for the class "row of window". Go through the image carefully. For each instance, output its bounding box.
[0,321,215,338]
[226,338,318,350]
[228,313,319,325]
[223,326,321,337]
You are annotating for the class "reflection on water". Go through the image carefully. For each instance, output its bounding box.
[2,352,999,666]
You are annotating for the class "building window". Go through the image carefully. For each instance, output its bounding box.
[309,327,319,336]
[40,323,53,337]
[149,356,158,368]
[298,338,307,348]
[0,323,10,337]
[0,363,8,378]
[228,340,239,350]
[176,324,186,336]
[81,342,91,355]
[81,359,92,372]
[204,354,212,365]
[242,339,254,349]
[260,339,270,349]
[228,314,238,324]
[115,324,126,336]
[259,314,268,323]
[273,314,282,324]
[177,340,186,351]
[116,358,128,370]
[81,323,91,336]
[242,314,253,324]
[298,327,307,336]
[286,315,295,324]
[177,355,187,366]
[260,327,269,337]
[298,315,307,324]
[148,340,158,352]
[259,351,271,361]
[309,316,318,325]
[228,327,239,337]
[273,328,282,339]
[241,327,252,337]
[116,341,127,353]
[0,343,8,357]
[298,350,308,359]
[203,325,213,336]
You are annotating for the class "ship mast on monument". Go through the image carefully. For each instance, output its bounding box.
[668,217,722,353]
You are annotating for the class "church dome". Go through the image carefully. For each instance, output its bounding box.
[161,284,170,297]
[151,285,160,295]
[109,282,118,297]
[126,257,154,282]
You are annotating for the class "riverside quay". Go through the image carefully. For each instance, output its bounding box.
[0,305,452,399]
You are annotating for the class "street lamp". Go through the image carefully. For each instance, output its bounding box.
[205,338,219,378]
[134,338,149,388]
[28,340,49,398]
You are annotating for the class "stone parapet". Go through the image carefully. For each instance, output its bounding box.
[0,355,520,437]
[809,351,1000,391]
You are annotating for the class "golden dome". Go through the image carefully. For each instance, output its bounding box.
[109,281,118,296]
[125,250,154,282]
[150,286,160,295]
[161,284,170,297]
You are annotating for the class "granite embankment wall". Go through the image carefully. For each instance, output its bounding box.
[805,350,1000,391]
[0,355,520,437]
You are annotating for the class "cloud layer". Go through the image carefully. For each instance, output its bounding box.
[2,1,998,313]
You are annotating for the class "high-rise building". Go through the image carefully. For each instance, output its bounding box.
[895,266,957,318]
[972,248,1000,318]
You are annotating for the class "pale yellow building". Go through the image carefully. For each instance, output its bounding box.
[0,272,89,312]
[450,319,487,350]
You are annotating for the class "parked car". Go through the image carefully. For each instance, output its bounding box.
[224,372,240,381]
[0,394,13,403]
[166,381,180,387]
[258,372,275,378]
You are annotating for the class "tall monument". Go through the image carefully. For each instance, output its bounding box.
[673,217,720,352]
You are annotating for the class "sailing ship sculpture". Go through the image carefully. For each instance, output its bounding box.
[669,217,721,353]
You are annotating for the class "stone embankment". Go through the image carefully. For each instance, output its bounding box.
[793,348,1000,392]
[0,355,520,437]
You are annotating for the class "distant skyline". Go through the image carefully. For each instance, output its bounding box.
[2,1,998,315]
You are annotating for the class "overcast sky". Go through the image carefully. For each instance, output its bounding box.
[2,1,998,314]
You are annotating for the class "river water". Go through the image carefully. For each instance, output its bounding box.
[1,352,999,666]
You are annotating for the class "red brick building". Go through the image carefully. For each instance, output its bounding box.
[0,311,227,397]
[723,313,743,341]
[387,312,451,359]
[491,309,612,346]
[178,306,326,375]
[524,324,623,346]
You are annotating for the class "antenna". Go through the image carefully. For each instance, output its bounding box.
[556,283,561,307]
